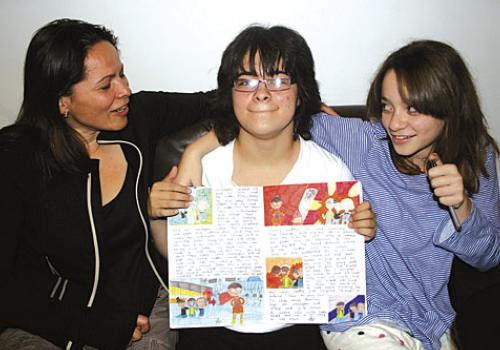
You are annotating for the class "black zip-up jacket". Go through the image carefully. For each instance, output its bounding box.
[0,91,212,349]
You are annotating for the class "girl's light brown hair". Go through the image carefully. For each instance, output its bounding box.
[367,40,498,193]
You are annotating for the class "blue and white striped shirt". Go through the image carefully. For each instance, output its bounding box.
[311,113,500,350]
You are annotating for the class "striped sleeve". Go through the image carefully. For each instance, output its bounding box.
[310,113,376,173]
[435,147,500,270]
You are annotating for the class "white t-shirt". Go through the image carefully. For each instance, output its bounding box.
[201,136,354,333]
[203,137,353,187]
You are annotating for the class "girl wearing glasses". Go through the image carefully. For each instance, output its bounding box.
[150,25,376,350]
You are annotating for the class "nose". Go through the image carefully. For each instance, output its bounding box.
[117,77,132,98]
[254,80,271,102]
[388,108,407,131]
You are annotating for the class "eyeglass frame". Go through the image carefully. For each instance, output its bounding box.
[233,72,295,92]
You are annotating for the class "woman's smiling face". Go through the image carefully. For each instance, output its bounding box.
[59,41,132,139]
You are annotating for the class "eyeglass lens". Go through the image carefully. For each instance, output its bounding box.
[234,77,292,91]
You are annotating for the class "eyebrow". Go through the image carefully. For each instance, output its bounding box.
[236,71,256,78]
[94,64,124,84]
[236,70,288,78]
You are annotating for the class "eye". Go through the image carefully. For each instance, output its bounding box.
[407,106,419,114]
[98,78,112,91]
[381,101,392,113]
[234,77,259,91]
[235,79,248,88]
[267,75,292,91]
[267,77,283,89]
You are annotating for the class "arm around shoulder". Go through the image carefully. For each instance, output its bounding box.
[176,129,220,186]
[130,90,216,138]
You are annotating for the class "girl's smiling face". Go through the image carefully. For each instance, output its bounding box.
[381,69,444,170]
[232,52,298,141]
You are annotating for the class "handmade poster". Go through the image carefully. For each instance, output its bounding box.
[167,181,367,329]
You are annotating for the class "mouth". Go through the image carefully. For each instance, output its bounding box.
[390,134,414,142]
[111,104,129,113]
[249,108,278,113]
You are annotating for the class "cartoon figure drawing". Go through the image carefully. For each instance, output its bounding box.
[196,199,209,223]
[340,198,355,225]
[294,187,318,224]
[267,265,282,289]
[320,197,342,225]
[323,197,336,224]
[219,282,245,325]
[270,196,285,226]
[291,265,303,288]
[196,297,207,317]
[356,301,365,319]
[335,301,345,322]
[348,302,358,320]
[229,283,245,324]
[280,265,294,288]
[203,288,216,306]
[176,297,188,318]
[187,298,197,317]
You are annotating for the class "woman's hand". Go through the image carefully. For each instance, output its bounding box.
[349,201,376,241]
[427,153,471,224]
[128,314,150,345]
[148,166,192,219]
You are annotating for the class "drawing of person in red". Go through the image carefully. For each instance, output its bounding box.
[270,196,285,226]
[229,282,245,324]
[266,265,282,288]
[203,288,216,306]
[219,282,245,324]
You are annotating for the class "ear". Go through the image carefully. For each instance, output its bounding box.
[58,96,71,115]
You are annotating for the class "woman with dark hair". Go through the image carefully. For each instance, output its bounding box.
[150,25,376,350]
[0,18,214,349]
[313,40,499,350]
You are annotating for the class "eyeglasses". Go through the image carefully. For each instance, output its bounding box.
[233,76,294,92]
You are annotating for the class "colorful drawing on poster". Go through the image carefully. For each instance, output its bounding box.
[328,295,366,323]
[263,181,361,226]
[169,276,264,328]
[219,282,245,325]
[266,257,303,289]
[169,187,213,225]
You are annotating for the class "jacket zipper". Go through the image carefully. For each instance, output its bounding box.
[86,173,101,307]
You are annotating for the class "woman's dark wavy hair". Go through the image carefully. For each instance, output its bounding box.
[213,25,322,144]
[366,40,498,193]
[16,18,118,176]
